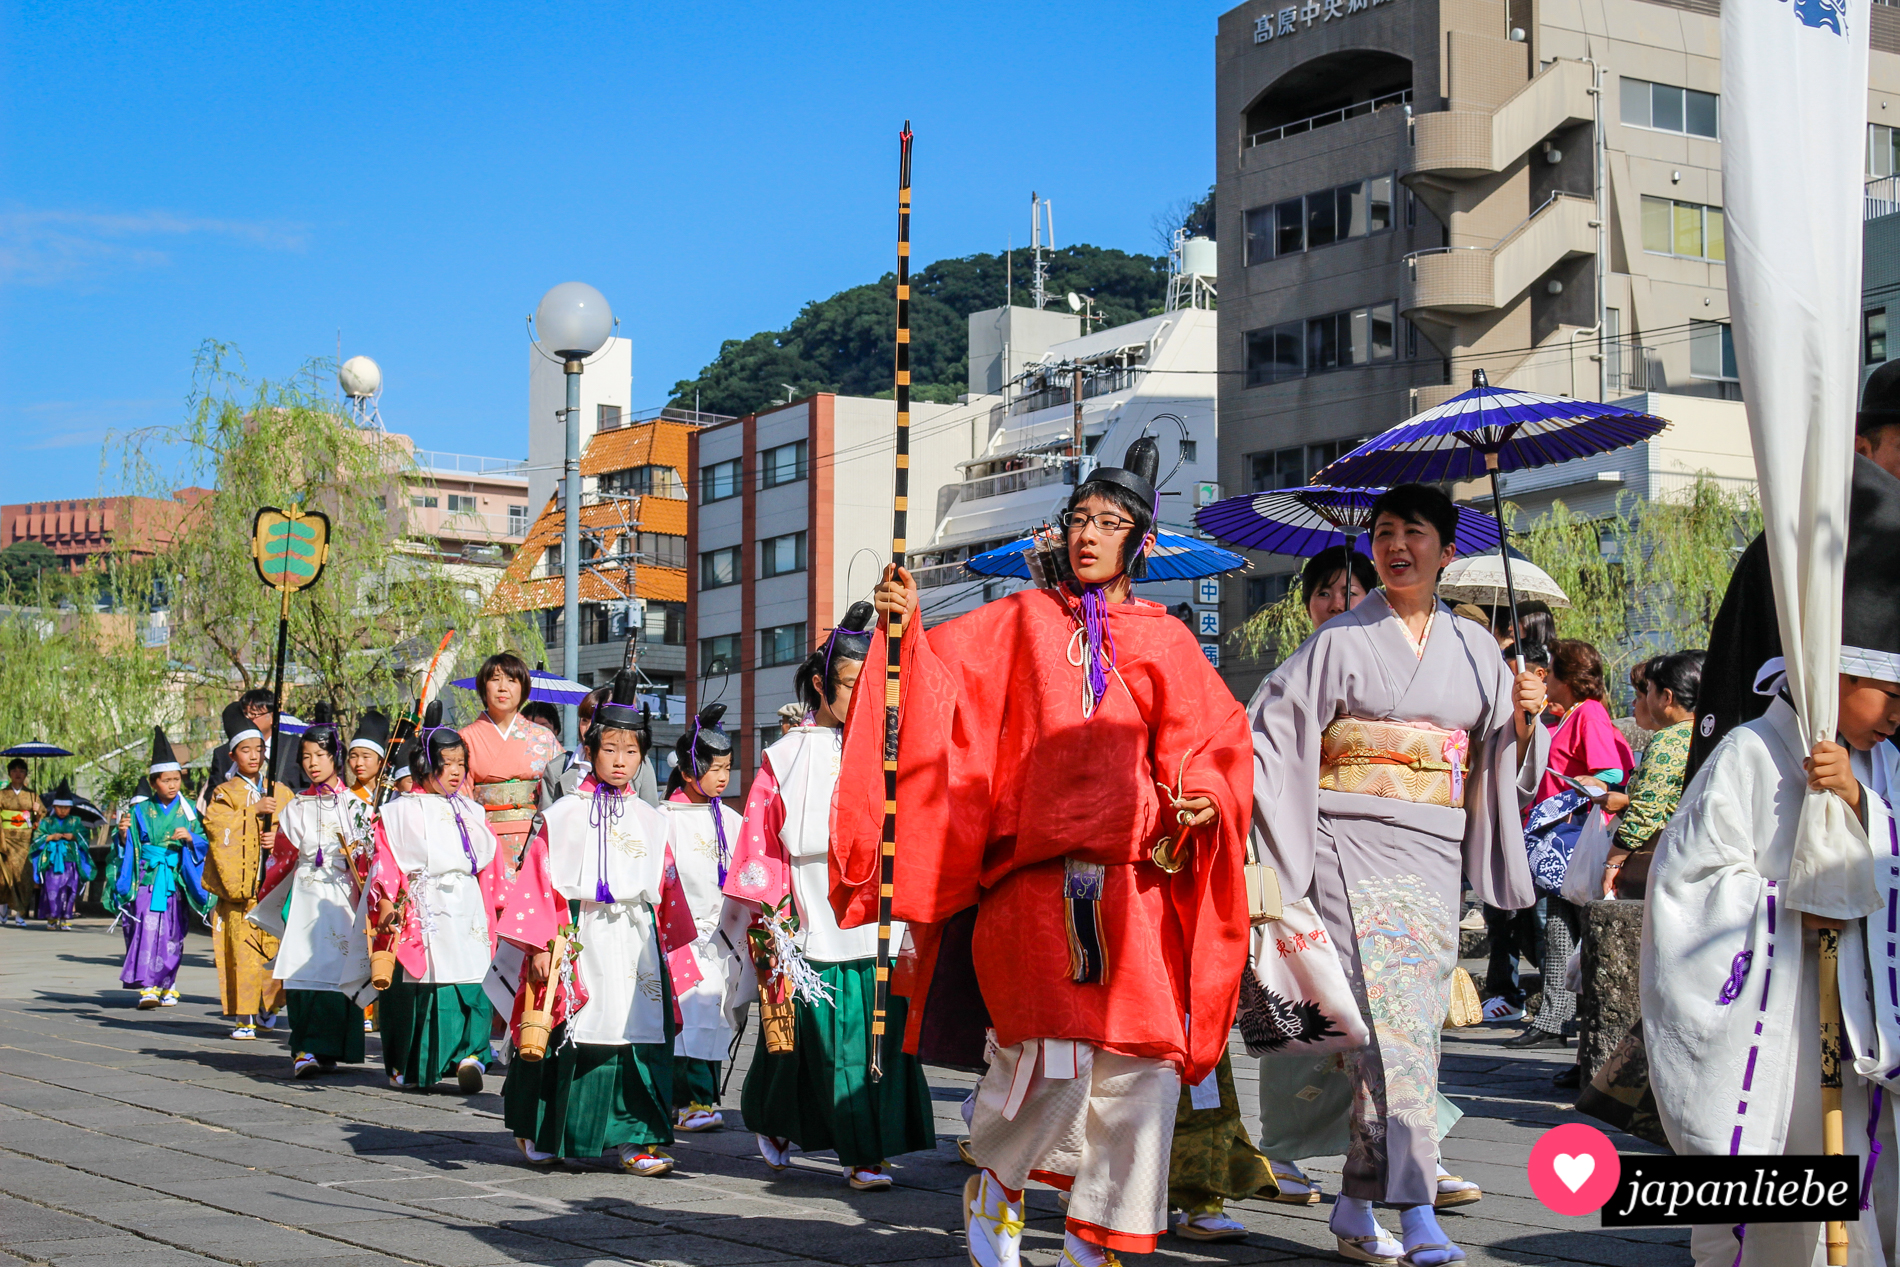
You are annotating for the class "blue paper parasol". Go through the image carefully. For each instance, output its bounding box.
[0,741,71,758]
[450,668,591,707]
[1316,369,1669,667]
[965,529,1248,583]
[1194,485,1504,558]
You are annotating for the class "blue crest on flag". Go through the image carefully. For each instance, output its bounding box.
[1782,0,1846,37]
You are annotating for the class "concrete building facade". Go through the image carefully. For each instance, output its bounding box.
[1215,0,1900,696]
[686,393,974,792]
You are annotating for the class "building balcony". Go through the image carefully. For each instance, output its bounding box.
[1402,192,1597,315]
[1408,58,1593,180]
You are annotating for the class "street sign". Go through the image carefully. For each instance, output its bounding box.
[1200,642,1220,667]
[1195,577,1221,606]
[1193,481,1222,507]
[1197,609,1220,639]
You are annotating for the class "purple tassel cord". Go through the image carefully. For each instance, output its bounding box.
[1076,585,1117,716]
[1717,950,1753,1004]
[1864,1087,1885,1212]
[446,802,479,875]
[588,782,624,903]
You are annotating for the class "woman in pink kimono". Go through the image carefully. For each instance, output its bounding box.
[462,653,564,925]
[1250,485,1543,1267]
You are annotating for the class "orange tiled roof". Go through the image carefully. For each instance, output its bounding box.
[581,419,694,479]
[483,564,687,615]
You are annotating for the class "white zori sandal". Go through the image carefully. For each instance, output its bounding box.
[1433,1165,1482,1208]
[963,1173,1024,1267]
[1263,1158,1322,1205]
[619,1146,674,1176]
[1171,1209,1248,1242]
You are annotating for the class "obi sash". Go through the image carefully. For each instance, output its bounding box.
[474,778,538,824]
[0,809,29,832]
[1317,716,1470,808]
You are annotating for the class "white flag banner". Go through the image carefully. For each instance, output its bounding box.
[1723,0,1872,917]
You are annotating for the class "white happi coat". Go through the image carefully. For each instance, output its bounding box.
[1644,696,1900,1266]
[258,791,374,1001]
[544,791,670,1047]
[661,799,744,1061]
[378,793,497,985]
[765,725,902,963]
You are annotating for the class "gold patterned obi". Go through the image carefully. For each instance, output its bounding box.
[1317,716,1471,809]
[0,809,28,833]
[474,778,539,823]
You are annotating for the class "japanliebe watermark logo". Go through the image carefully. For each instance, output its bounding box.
[1526,1123,1860,1226]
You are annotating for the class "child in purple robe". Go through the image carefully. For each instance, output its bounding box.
[31,782,92,929]
[112,728,211,1008]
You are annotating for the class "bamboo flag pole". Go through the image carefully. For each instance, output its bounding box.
[870,121,914,1084]
[1818,925,1848,1266]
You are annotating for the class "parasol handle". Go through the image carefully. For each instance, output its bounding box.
[1819,926,1848,1266]
[1484,456,1531,685]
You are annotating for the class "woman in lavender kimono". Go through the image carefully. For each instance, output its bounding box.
[1250,485,1542,1267]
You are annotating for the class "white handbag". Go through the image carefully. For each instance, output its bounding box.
[1236,898,1370,1057]
[1559,806,1620,907]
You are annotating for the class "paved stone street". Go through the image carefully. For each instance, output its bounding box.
[0,919,1687,1267]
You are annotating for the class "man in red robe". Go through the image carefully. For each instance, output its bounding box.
[831,439,1253,1267]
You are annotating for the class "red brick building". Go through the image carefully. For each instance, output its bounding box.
[1,490,212,571]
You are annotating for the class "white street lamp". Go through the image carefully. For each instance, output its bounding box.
[530,282,616,746]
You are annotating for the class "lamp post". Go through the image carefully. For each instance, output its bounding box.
[533,282,615,747]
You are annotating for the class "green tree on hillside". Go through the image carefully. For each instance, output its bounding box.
[0,541,58,593]
[670,244,1170,418]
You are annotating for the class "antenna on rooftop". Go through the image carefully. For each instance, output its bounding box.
[1030,192,1053,311]
[339,355,384,429]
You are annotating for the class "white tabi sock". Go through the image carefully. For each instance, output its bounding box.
[1400,1204,1462,1265]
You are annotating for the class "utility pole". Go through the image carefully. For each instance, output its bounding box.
[1072,365,1085,463]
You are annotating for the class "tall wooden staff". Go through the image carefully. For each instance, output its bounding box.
[1818,926,1848,1265]
[870,121,913,1084]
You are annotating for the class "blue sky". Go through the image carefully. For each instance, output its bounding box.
[0,1,1224,503]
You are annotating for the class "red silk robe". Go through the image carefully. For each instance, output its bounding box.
[829,588,1252,1085]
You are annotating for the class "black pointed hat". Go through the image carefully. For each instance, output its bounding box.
[1842,457,1900,681]
[388,738,416,780]
[676,702,732,778]
[148,726,180,775]
[1859,358,1900,434]
[1087,434,1161,509]
[422,699,443,729]
[351,708,390,756]
[132,775,152,802]
[838,600,876,635]
[221,701,263,745]
[594,670,646,734]
[49,778,74,807]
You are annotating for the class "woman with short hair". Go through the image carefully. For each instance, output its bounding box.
[1250,483,1544,1267]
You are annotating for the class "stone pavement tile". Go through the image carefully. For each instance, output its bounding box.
[54,1196,202,1227]
[558,1231,803,1264]
[327,1175,516,1203]
[150,1216,388,1262]
[150,1174,420,1224]
[1455,1219,1687,1265]
[316,1215,597,1266]
[0,1158,153,1208]
[7,1234,160,1258]
[677,1216,962,1261]
[0,1194,128,1244]
[22,1249,230,1267]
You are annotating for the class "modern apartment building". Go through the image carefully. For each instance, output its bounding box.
[1214,0,1900,696]
[487,412,703,758]
[687,393,975,791]
[909,285,1223,650]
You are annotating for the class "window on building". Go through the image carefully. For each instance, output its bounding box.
[760,622,807,667]
[1244,573,1297,614]
[578,602,613,645]
[1179,438,1198,463]
[1244,173,1398,264]
[699,545,741,589]
[700,634,740,676]
[760,530,807,578]
[1690,320,1739,381]
[761,440,809,489]
[635,532,687,569]
[604,465,685,498]
[701,458,743,503]
[543,542,561,573]
[1246,437,1368,493]
[507,504,529,535]
[1873,124,1900,178]
[1620,77,1719,139]
[1244,302,1398,386]
[445,493,478,513]
[410,494,438,509]
[597,404,623,430]
[643,601,687,645]
[1869,309,1890,364]
[1640,197,1726,262]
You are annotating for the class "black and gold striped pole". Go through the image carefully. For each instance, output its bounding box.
[871,121,913,1083]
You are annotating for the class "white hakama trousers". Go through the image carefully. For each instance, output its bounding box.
[1690,930,1899,1267]
[969,1039,1179,1242]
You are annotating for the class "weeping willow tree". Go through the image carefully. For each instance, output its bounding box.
[0,567,172,801]
[1231,476,1762,709]
[108,343,534,763]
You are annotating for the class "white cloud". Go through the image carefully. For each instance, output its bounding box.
[0,208,310,286]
